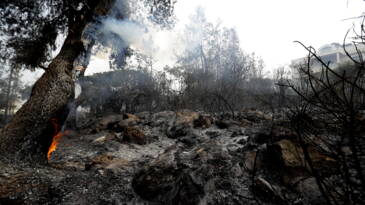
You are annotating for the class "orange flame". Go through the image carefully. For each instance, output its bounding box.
[47,118,67,160]
[47,131,64,160]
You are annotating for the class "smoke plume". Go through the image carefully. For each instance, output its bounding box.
[100,18,156,56]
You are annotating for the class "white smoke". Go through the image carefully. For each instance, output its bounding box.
[101,18,155,54]
[98,16,182,67]
[102,19,144,45]
[75,82,82,99]
[87,0,205,71]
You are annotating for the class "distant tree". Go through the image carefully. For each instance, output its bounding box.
[0,62,24,124]
[273,66,290,108]
[2,64,22,123]
[0,67,8,122]
[168,8,267,113]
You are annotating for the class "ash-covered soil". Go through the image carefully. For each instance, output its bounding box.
[0,110,337,205]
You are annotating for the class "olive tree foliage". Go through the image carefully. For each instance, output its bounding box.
[0,0,176,70]
[0,0,63,69]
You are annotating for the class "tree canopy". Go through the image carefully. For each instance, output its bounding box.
[0,0,176,70]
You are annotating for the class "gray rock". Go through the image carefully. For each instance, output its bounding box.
[132,139,255,205]
[296,177,326,205]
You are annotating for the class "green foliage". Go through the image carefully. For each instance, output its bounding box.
[0,0,177,69]
[0,0,78,69]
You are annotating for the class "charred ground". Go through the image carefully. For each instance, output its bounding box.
[0,110,344,205]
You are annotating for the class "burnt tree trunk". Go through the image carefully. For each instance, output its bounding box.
[0,0,115,164]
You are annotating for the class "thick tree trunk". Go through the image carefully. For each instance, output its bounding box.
[0,35,80,164]
[0,0,115,164]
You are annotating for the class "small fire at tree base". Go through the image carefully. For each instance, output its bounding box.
[47,118,68,160]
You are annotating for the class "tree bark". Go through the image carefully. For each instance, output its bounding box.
[0,0,115,164]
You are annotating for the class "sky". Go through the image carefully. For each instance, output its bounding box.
[23,0,365,83]
[176,0,365,70]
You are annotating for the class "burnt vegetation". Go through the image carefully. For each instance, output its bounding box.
[280,36,365,204]
[0,0,364,205]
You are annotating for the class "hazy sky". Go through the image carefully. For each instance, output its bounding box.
[85,0,365,76]
[176,0,365,67]
[24,0,365,82]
